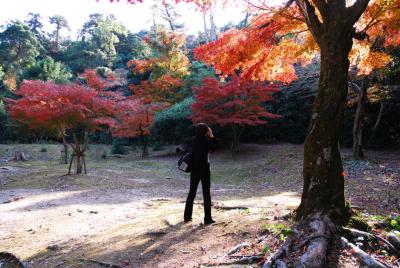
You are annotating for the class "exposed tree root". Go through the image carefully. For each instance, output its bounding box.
[226,241,251,255]
[201,255,263,266]
[76,258,122,268]
[343,227,400,257]
[212,203,249,210]
[340,237,389,268]
[260,214,399,268]
[263,214,333,268]
[388,232,400,250]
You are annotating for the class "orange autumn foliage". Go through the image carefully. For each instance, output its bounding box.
[129,74,183,104]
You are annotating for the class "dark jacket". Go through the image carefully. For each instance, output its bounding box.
[185,136,217,174]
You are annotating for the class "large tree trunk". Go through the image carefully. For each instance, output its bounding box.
[352,77,369,159]
[296,34,354,222]
[266,1,373,267]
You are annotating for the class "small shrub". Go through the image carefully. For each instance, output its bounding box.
[40,147,47,152]
[261,223,292,241]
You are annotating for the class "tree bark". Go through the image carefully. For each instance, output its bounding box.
[72,132,84,174]
[209,6,217,42]
[296,31,354,222]
[352,77,368,159]
[368,101,385,145]
[203,13,208,41]
[231,124,244,152]
[61,135,69,164]
[141,135,149,158]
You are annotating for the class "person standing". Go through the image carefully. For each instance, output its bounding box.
[184,123,217,225]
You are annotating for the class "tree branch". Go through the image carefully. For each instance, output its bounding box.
[295,0,323,42]
[313,0,328,20]
[347,0,371,25]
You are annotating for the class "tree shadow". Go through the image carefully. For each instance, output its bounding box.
[25,219,206,268]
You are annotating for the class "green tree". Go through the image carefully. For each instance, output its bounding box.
[79,14,127,68]
[63,41,92,73]
[25,13,44,39]
[114,32,151,68]
[0,21,41,88]
[24,56,72,83]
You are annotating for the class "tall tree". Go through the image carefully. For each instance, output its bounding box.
[0,21,41,89]
[150,1,184,31]
[192,0,400,220]
[49,15,70,52]
[25,13,44,39]
[80,14,127,68]
[109,0,400,264]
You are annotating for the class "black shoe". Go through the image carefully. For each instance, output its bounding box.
[184,218,192,223]
[204,219,216,225]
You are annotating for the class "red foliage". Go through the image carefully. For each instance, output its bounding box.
[81,69,115,91]
[191,75,280,127]
[112,98,166,138]
[6,80,119,135]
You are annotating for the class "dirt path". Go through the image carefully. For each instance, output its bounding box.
[0,150,300,268]
[1,143,399,267]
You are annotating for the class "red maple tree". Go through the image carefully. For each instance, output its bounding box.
[191,75,279,151]
[6,80,120,174]
[112,99,167,157]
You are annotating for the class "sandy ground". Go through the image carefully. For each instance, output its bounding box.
[0,143,399,268]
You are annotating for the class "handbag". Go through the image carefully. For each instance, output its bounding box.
[178,152,192,173]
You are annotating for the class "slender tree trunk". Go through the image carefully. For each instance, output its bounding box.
[243,12,250,27]
[296,35,354,222]
[209,7,217,41]
[76,154,83,174]
[63,142,69,164]
[368,101,385,145]
[141,135,149,158]
[231,124,244,152]
[203,13,209,41]
[352,77,369,159]
[55,25,61,52]
[72,132,83,174]
[61,134,69,164]
[164,4,175,31]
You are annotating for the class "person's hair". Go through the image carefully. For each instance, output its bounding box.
[194,123,209,138]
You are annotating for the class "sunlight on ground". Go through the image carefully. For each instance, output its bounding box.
[263,192,301,209]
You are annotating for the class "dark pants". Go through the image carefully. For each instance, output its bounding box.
[184,169,212,221]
